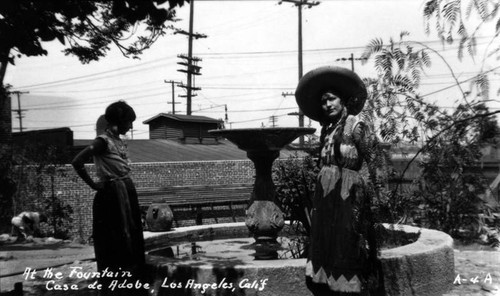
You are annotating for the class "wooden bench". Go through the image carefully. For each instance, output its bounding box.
[137,184,253,227]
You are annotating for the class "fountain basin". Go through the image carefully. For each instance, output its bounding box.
[144,223,454,296]
[209,128,316,151]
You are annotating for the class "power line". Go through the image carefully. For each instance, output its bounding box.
[12,36,491,92]
[196,37,493,56]
[421,65,500,98]
[24,70,493,96]
[199,106,297,113]
[20,70,499,112]
[230,113,289,125]
[26,92,167,111]
[336,53,367,71]
[13,58,178,90]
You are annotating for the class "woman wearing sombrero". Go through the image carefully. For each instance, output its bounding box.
[296,66,381,296]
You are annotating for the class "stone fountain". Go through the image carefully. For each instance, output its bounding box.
[208,127,315,259]
[143,127,455,296]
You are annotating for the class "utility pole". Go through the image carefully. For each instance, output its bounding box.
[279,0,319,147]
[269,115,279,128]
[164,80,182,114]
[175,0,207,115]
[335,53,367,71]
[224,104,228,123]
[10,91,29,132]
[282,90,302,126]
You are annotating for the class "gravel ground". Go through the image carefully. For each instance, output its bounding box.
[1,235,499,296]
[445,246,500,296]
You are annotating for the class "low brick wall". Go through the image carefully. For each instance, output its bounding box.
[166,203,247,228]
[12,160,257,240]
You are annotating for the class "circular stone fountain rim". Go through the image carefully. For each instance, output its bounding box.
[144,223,454,296]
[144,222,453,266]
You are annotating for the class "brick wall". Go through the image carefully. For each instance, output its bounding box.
[13,160,256,240]
[131,160,255,187]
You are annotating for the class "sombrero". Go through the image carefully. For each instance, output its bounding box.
[295,66,367,122]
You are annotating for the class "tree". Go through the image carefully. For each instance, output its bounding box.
[0,0,187,81]
[423,0,500,98]
[361,32,500,239]
[0,0,186,231]
[412,103,495,237]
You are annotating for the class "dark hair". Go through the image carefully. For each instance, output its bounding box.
[321,88,345,101]
[104,101,136,125]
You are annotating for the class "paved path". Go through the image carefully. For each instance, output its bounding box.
[445,248,500,296]
[0,237,95,294]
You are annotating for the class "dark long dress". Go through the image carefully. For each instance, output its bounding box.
[306,114,379,295]
[92,132,146,295]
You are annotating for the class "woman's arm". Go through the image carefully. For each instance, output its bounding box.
[72,138,106,191]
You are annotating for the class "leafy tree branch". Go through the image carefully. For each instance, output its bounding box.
[392,109,500,197]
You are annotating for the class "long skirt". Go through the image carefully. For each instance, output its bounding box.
[93,178,146,295]
[306,166,381,296]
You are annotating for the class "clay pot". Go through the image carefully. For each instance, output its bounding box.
[146,203,174,232]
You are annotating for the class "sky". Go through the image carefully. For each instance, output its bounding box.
[4,0,500,140]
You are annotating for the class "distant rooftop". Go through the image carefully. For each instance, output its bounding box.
[73,138,307,162]
[142,113,222,124]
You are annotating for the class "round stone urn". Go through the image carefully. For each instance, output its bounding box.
[146,203,174,232]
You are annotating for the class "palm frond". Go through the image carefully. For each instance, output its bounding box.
[423,0,439,18]
[467,35,477,58]
[361,38,384,62]
[473,0,489,19]
[436,16,446,40]
[457,21,467,37]
[458,36,467,60]
[400,31,411,40]
[393,74,415,92]
[465,0,475,18]
[420,50,432,67]
[443,0,460,31]
[392,48,406,71]
[374,49,394,78]
[473,73,490,100]
[411,68,422,87]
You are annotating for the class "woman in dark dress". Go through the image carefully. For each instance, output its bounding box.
[295,67,381,295]
[72,101,146,295]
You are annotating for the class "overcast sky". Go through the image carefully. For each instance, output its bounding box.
[5,0,499,139]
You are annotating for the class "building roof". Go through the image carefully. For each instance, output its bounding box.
[14,127,73,136]
[142,113,223,125]
[73,139,307,162]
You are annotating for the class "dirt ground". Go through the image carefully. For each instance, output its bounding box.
[1,234,499,296]
[0,235,95,295]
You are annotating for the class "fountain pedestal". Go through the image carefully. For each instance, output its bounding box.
[209,128,315,259]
